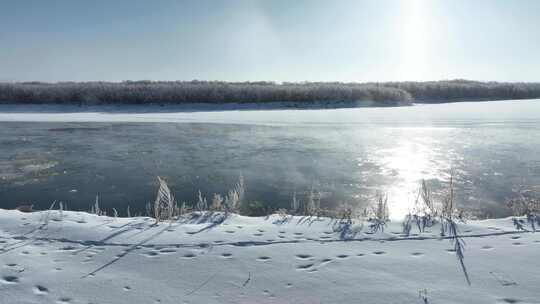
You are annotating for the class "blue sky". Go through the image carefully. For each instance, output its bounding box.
[1,0,539,82]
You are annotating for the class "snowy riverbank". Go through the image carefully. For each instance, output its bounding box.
[0,209,538,304]
[0,99,538,127]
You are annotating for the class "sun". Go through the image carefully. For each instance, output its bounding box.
[397,0,433,81]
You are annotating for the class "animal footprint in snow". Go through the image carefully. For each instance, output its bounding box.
[123,286,132,291]
[336,254,349,259]
[257,256,271,261]
[1,276,19,284]
[295,254,313,260]
[33,285,49,295]
[320,258,333,265]
[252,233,263,237]
[182,253,196,259]
[296,263,314,270]
[143,251,159,258]
[497,298,522,303]
[481,245,494,250]
[512,242,524,246]
[411,252,424,257]
[372,251,386,255]
[159,248,177,254]
[56,297,72,304]
[59,246,77,251]
[220,253,232,258]
[490,271,517,287]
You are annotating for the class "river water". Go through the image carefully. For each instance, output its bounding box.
[1,100,539,219]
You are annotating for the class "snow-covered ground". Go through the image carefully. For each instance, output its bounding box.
[0,99,539,126]
[1,209,538,304]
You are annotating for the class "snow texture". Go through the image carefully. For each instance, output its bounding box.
[0,209,539,304]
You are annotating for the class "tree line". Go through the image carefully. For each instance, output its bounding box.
[0,80,538,105]
[380,80,540,102]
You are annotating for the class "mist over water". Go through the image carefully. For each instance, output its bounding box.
[1,100,539,219]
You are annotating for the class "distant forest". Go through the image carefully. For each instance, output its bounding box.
[0,80,539,105]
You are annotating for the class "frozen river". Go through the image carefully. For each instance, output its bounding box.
[1,99,539,219]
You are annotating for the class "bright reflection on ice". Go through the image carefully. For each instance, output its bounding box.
[373,129,452,220]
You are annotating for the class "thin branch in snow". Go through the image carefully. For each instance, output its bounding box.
[185,272,219,296]
[242,272,251,287]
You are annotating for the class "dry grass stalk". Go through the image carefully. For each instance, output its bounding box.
[154,176,175,224]
[368,192,389,233]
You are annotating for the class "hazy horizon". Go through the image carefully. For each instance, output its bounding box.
[1,0,540,83]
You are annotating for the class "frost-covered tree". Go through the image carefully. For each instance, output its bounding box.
[1,80,538,105]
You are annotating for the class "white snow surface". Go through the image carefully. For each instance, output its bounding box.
[0,99,539,126]
[0,209,539,304]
